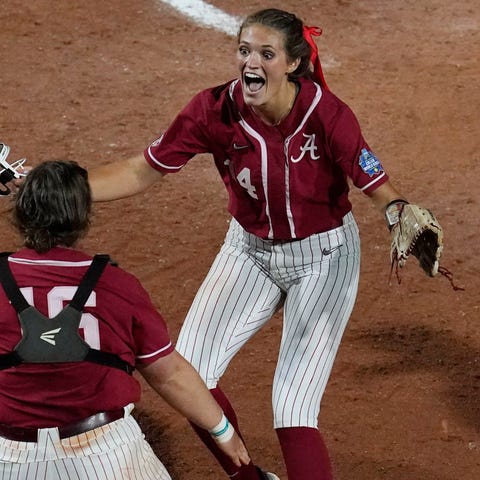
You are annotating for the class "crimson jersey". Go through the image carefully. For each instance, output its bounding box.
[145,78,389,240]
[0,247,174,428]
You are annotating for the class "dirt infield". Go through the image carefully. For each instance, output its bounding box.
[1,1,479,479]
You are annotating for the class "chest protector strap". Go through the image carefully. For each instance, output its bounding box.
[0,254,134,375]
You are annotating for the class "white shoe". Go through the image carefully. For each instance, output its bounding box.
[265,473,280,480]
[256,466,280,480]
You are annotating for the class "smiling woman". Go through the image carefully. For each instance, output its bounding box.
[83,7,447,480]
[238,24,299,127]
[237,12,306,126]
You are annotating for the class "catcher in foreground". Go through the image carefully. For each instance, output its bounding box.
[385,199,461,289]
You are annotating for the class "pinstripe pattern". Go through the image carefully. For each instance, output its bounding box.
[0,406,171,480]
[176,213,360,428]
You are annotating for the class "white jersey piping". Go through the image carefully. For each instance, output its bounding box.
[360,171,386,191]
[8,257,93,267]
[283,82,323,237]
[229,80,274,238]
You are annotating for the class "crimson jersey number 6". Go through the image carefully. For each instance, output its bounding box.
[20,286,101,349]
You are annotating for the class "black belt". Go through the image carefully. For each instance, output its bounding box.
[0,408,125,442]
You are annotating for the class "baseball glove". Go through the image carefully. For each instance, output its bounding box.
[390,203,443,277]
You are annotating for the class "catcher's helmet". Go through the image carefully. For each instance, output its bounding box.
[0,142,27,195]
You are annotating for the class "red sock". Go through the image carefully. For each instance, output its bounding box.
[276,427,333,480]
[188,386,262,479]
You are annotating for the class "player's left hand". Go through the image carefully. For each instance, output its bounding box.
[216,431,251,467]
[390,203,443,277]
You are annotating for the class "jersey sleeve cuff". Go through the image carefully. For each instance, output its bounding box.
[135,342,175,366]
[360,171,389,195]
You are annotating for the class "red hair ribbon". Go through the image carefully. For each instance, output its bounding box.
[303,25,329,90]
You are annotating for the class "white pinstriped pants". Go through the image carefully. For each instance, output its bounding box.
[0,405,171,480]
[177,213,361,429]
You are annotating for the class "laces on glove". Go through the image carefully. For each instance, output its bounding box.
[388,203,464,291]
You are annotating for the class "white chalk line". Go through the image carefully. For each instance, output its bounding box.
[157,0,241,36]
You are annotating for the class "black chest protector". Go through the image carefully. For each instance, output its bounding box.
[0,254,134,375]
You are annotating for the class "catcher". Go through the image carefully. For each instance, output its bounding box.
[0,159,250,479]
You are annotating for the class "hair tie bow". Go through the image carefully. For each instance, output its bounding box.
[303,25,329,90]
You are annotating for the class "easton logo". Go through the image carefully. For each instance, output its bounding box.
[40,328,62,346]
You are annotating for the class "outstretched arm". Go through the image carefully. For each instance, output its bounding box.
[89,154,164,201]
[138,350,251,467]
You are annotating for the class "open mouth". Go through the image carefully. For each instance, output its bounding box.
[243,72,265,93]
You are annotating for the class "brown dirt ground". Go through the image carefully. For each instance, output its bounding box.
[1,1,479,479]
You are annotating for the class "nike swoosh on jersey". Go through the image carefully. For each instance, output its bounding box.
[322,245,343,255]
[233,143,248,150]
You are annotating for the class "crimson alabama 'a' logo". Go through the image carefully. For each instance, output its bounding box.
[290,133,320,163]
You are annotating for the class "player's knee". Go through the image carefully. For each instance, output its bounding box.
[272,407,319,429]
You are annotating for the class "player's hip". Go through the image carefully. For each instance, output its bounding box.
[223,212,360,271]
[0,404,140,460]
